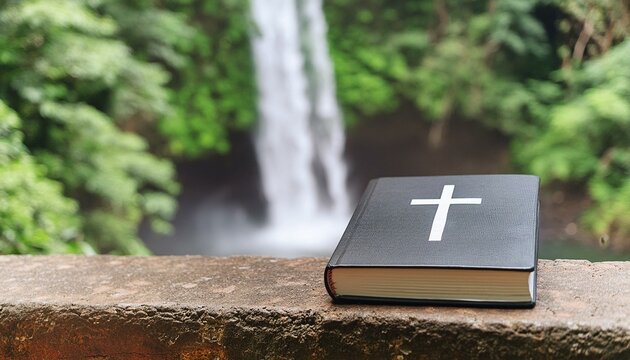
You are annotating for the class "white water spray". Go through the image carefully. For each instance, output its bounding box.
[199,0,350,256]
[246,0,350,254]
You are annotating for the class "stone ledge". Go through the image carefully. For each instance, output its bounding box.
[0,256,629,359]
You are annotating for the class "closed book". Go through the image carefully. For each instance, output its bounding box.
[324,175,539,308]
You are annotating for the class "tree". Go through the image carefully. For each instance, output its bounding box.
[325,0,630,249]
[0,101,86,254]
[0,0,182,254]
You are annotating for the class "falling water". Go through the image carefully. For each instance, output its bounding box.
[299,0,349,218]
[171,0,351,256]
[247,0,350,254]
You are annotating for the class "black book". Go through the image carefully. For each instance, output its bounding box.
[324,175,540,308]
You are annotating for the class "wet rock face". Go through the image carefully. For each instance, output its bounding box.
[0,256,629,359]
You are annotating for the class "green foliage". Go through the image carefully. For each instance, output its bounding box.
[0,0,181,254]
[159,0,256,156]
[325,0,550,126]
[517,40,630,246]
[408,0,549,127]
[325,1,431,124]
[3,0,630,252]
[0,101,90,254]
[325,0,630,247]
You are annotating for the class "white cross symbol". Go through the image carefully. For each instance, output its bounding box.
[410,185,482,241]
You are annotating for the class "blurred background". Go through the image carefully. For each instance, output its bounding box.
[1,0,630,260]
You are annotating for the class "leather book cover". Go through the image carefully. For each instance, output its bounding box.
[325,174,540,307]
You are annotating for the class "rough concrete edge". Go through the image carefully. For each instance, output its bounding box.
[1,302,629,360]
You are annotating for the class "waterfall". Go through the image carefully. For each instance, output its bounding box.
[248,0,350,253]
[299,0,349,218]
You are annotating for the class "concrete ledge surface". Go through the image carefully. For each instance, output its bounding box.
[0,256,629,359]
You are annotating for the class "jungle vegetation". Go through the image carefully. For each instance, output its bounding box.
[1,0,629,253]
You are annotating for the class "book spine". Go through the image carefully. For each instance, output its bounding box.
[323,179,378,302]
[323,266,337,300]
[327,178,379,266]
